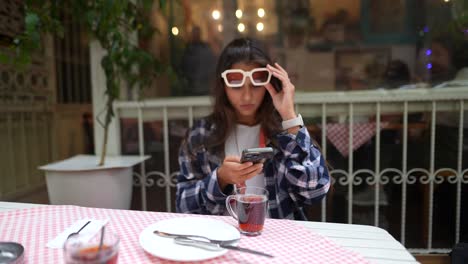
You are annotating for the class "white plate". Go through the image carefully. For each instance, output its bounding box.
[139,216,240,262]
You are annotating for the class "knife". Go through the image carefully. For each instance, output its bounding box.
[174,237,274,258]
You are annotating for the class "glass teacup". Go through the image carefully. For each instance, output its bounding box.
[226,187,269,236]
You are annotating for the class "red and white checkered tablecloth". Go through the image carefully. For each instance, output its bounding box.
[326,122,389,158]
[0,205,369,263]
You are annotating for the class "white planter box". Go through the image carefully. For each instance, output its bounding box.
[39,155,149,209]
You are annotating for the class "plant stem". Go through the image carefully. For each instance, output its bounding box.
[98,94,115,166]
[99,120,109,166]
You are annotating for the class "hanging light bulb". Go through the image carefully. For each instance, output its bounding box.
[237,23,245,32]
[171,27,179,36]
[235,9,243,19]
[258,8,265,18]
[212,10,221,20]
[256,22,264,32]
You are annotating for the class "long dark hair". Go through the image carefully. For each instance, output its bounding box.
[206,38,282,152]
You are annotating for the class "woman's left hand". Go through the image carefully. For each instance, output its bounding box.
[264,63,297,120]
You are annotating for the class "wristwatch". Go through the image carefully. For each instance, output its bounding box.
[282,114,304,130]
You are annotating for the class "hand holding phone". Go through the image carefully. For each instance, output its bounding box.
[240,147,274,164]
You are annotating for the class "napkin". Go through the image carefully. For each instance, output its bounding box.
[46,218,109,249]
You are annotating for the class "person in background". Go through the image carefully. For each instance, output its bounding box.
[180,25,217,96]
[415,36,458,86]
[423,35,468,242]
[351,60,412,209]
[176,38,330,220]
[428,37,458,86]
[419,36,468,169]
[380,60,411,89]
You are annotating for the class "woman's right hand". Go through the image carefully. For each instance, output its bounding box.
[217,156,263,190]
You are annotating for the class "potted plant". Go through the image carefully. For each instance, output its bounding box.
[1,0,167,209]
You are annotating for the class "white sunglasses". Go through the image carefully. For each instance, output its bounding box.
[221,68,272,88]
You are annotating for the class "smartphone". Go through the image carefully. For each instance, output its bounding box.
[270,75,282,92]
[240,147,274,163]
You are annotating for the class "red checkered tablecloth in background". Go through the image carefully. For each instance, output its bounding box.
[0,205,369,263]
[326,122,389,158]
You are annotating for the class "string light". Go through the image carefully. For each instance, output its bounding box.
[258,8,265,18]
[218,24,223,32]
[171,27,179,36]
[256,22,264,32]
[236,9,243,19]
[212,10,221,20]
[237,23,245,32]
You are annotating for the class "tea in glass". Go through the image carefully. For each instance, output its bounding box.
[64,231,119,264]
[226,187,269,236]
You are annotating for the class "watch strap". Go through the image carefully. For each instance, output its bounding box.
[281,114,304,130]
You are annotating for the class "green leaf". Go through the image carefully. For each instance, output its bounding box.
[0,52,10,64]
[25,13,40,30]
[159,0,167,10]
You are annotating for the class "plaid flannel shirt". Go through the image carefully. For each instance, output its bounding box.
[176,118,330,219]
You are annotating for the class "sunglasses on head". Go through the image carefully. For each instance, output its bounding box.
[221,68,272,88]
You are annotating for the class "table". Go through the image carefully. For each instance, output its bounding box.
[323,122,388,158]
[0,202,418,264]
[309,121,428,158]
[301,221,419,264]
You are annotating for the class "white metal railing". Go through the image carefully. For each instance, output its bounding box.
[113,87,468,254]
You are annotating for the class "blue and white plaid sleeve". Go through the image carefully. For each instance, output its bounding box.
[275,126,330,205]
[176,122,229,215]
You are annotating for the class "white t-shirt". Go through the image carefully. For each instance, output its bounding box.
[224,123,266,189]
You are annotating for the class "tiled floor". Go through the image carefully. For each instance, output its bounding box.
[415,255,449,264]
[14,186,50,204]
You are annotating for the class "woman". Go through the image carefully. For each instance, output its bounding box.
[176,38,330,220]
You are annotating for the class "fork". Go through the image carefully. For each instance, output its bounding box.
[67,220,91,239]
[153,230,240,245]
